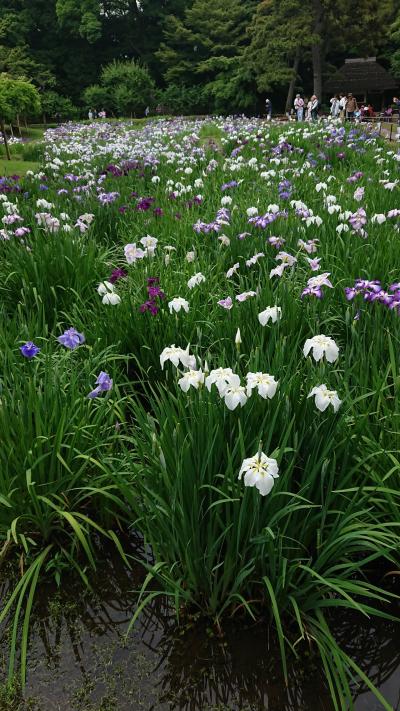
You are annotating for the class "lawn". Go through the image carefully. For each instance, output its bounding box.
[0,116,399,710]
[0,159,40,176]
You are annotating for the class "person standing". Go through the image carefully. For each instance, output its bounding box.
[88,110,93,121]
[294,94,305,121]
[330,95,340,118]
[345,93,358,120]
[311,95,319,122]
[339,94,346,120]
[393,96,400,125]
[305,97,312,121]
[265,98,272,121]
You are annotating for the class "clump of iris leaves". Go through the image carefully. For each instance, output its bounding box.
[0,117,399,711]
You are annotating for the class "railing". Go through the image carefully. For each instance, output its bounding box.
[358,116,400,142]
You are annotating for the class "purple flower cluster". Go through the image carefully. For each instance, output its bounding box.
[347,171,363,184]
[0,176,22,194]
[248,211,287,229]
[193,207,231,234]
[136,196,155,212]
[139,277,165,316]
[221,180,238,191]
[103,164,124,177]
[186,196,202,209]
[345,280,400,313]
[98,191,120,205]
[271,140,293,155]
[348,208,367,236]
[278,179,292,200]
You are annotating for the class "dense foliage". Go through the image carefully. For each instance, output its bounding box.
[84,60,155,116]
[0,117,399,710]
[1,0,400,115]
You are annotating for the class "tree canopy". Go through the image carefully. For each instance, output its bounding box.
[0,0,398,116]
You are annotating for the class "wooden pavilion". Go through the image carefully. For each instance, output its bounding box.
[325,57,399,109]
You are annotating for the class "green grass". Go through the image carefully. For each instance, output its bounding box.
[0,159,40,175]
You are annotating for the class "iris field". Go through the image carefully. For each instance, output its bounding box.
[0,117,399,709]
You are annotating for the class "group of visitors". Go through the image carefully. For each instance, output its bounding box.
[294,94,320,122]
[329,93,359,120]
[263,92,400,124]
[88,109,106,120]
[264,95,319,122]
[330,95,400,124]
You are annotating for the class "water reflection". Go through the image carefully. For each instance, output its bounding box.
[0,551,399,710]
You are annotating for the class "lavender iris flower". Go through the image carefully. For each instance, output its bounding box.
[87,371,113,399]
[301,286,323,300]
[221,180,238,191]
[20,341,40,358]
[57,327,85,350]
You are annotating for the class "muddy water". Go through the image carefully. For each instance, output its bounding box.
[0,548,399,711]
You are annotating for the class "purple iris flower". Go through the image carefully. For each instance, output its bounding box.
[57,328,85,350]
[148,286,165,300]
[217,296,233,310]
[15,227,30,237]
[109,268,127,284]
[355,279,381,292]
[139,300,159,315]
[349,208,367,232]
[98,191,120,205]
[221,180,238,191]
[345,287,357,301]
[87,371,113,399]
[301,286,323,299]
[137,197,155,211]
[20,341,40,358]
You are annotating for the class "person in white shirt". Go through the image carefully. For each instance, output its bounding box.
[339,94,347,120]
[294,94,305,121]
[330,95,340,118]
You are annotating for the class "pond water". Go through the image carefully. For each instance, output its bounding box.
[1,544,399,711]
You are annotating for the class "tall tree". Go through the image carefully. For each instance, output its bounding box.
[157,0,257,112]
[389,6,400,77]
[245,0,310,111]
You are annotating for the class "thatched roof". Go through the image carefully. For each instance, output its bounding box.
[325,58,399,94]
